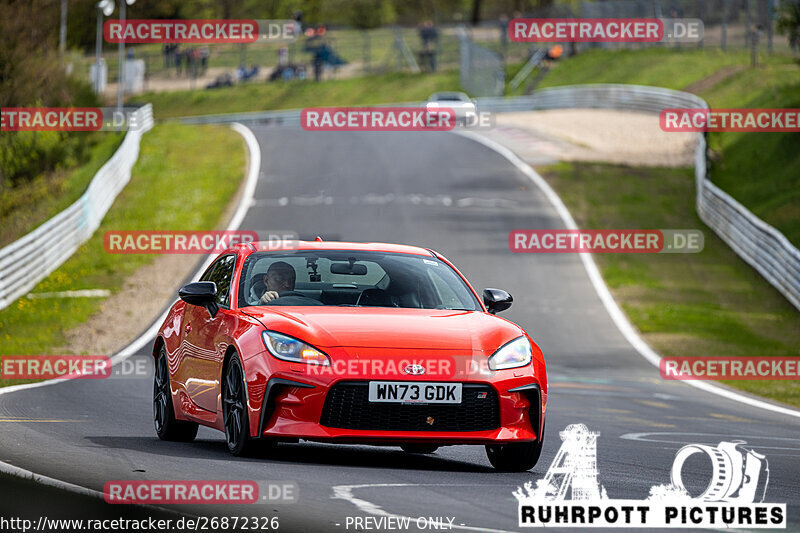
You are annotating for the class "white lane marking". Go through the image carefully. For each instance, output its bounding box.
[332,483,407,516]
[250,194,518,209]
[455,129,800,421]
[620,432,800,451]
[26,289,111,299]
[0,122,261,502]
[653,393,679,400]
[332,483,516,533]
[226,123,262,235]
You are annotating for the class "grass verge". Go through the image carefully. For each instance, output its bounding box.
[134,70,461,119]
[541,161,800,407]
[538,48,755,91]
[0,123,244,372]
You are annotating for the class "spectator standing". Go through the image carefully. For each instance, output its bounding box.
[200,46,209,74]
[418,20,439,72]
[175,46,184,76]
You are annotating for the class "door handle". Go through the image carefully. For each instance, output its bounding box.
[185,324,191,333]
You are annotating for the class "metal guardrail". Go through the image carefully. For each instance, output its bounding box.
[176,100,432,126]
[179,108,302,127]
[175,85,800,312]
[0,104,154,311]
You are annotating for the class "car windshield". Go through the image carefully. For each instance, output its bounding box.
[238,250,481,310]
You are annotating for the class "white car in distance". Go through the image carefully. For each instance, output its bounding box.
[425,92,477,126]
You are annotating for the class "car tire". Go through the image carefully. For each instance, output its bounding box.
[485,422,545,472]
[401,444,439,454]
[222,352,256,457]
[153,345,199,442]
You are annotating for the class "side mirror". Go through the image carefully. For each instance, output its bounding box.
[483,288,513,315]
[179,281,219,318]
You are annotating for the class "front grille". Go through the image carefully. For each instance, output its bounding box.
[320,381,500,431]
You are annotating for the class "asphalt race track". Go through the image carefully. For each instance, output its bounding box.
[1,128,798,531]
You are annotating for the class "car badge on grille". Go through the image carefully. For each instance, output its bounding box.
[426,416,435,426]
[403,364,426,375]
[476,392,488,399]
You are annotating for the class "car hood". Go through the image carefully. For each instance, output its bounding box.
[242,306,523,352]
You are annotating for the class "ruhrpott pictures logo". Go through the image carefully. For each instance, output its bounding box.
[515,424,786,528]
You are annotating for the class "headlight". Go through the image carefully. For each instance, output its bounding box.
[262,331,330,366]
[488,336,532,371]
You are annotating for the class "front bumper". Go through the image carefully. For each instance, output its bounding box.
[244,351,546,444]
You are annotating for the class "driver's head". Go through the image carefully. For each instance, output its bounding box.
[263,261,295,293]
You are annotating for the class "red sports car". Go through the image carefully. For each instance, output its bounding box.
[153,240,547,471]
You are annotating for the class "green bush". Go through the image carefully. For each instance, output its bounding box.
[0,0,101,189]
[0,130,95,188]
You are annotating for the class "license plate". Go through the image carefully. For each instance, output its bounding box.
[368,381,462,404]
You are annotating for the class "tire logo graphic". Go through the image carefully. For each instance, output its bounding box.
[670,441,769,503]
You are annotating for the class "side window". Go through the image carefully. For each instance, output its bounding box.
[199,261,219,283]
[203,255,236,307]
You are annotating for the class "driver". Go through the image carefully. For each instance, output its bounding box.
[259,261,323,306]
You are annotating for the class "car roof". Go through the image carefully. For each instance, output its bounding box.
[233,240,436,257]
